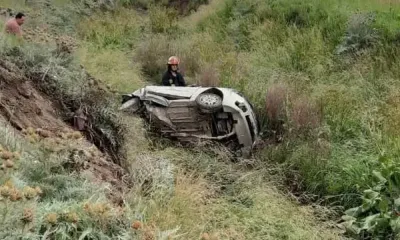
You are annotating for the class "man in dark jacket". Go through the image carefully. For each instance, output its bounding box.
[161,56,186,86]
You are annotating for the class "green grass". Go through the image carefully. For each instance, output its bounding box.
[76,44,145,93]
[87,0,400,233]
[4,0,400,238]
[0,0,27,9]
[0,119,128,239]
[156,0,400,209]
[74,0,400,236]
[0,2,344,239]
[120,145,342,239]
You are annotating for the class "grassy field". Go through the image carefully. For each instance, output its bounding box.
[1,0,400,238]
[75,0,400,238]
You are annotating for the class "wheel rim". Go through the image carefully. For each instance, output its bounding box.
[200,94,220,107]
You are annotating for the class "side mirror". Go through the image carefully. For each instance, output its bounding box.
[119,98,140,112]
[121,94,132,104]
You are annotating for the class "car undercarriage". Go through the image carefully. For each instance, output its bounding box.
[120,86,259,157]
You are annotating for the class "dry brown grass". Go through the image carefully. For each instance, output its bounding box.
[265,83,288,123]
[375,0,400,5]
[381,89,400,137]
[195,63,220,87]
[290,95,322,134]
[265,83,323,139]
[265,83,289,139]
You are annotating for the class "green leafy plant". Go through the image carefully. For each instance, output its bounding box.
[341,155,400,239]
[335,12,380,55]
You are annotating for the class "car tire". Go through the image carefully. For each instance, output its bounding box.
[195,92,223,113]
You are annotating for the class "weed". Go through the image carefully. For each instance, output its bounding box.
[195,63,220,87]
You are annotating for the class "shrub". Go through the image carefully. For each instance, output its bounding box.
[148,4,179,34]
[341,155,400,239]
[335,12,381,55]
[0,121,130,239]
[264,83,290,139]
[289,95,322,137]
[133,33,202,84]
[133,34,171,82]
[195,63,220,87]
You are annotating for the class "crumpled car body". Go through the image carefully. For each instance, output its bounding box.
[120,86,260,157]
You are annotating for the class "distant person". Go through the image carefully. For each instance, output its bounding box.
[161,56,186,86]
[4,12,25,37]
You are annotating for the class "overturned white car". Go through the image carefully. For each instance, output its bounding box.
[120,86,260,157]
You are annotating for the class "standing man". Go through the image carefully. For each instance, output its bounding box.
[161,56,186,86]
[4,12,25,37]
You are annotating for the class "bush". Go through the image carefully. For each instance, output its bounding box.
[194,63,220,87]
[148,4,179,34]
[265,83,289,139]
[133,34,171,82]
[289,95,322,137]
[335,12,381,56]
[341,155,400,239]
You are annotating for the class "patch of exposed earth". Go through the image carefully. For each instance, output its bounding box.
[0,59,128,204]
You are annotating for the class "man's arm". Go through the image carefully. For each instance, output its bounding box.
[177,73,186,86]
[161,72,171,86]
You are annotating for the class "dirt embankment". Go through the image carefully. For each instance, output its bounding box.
[0,59,128,204]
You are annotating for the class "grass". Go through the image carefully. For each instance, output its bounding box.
[76,45,145,93]
[3,0,400,238]
[0,3,342,239]
[84,1,400,237]
[0,0,27,9]
[0,119,129,239]
[121,146,341,239]
[75,0,398,237]
[155,0,400,209]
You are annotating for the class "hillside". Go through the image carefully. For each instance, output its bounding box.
[0,0,400,239]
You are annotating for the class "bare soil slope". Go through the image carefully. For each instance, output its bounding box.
[0,59,127,203]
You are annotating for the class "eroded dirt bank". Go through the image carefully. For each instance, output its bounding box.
[0,59,128,204]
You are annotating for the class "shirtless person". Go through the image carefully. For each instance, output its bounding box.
[4,13,25,37]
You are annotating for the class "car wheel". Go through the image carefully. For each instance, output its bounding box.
[196,93,223,113]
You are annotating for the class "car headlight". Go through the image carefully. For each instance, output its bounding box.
[235,101,248,112]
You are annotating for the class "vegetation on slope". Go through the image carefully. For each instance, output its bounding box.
[4,0,400,238]
[76,0,400,238]
[0,37,340,239]
[0,0,342,240]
